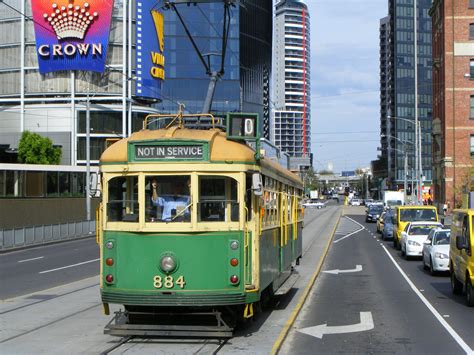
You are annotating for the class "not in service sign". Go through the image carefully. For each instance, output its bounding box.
[135,145,204,160]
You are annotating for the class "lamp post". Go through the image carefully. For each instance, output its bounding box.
[386,115,421,204]
[382,134,413,204]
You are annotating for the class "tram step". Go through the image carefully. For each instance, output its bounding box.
[274,273,299,296]
[104,310,234,338]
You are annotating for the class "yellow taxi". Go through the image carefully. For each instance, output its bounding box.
[392,205,438,250]
[450,209,474,307]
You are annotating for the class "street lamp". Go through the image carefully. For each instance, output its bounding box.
[386,115,422,204]
[382,134,414,204]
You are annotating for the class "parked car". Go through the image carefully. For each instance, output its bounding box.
[303,199,326,209]
[366,204,384,223]
[350,198,362,206]
[382,217,394,241]
[449,209,474,306]
[400,221,443,259]
[422,228,450,274]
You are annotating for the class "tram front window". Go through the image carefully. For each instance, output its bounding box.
[198,176,239,222]
[146,175,191,222]
[107,176,139,222]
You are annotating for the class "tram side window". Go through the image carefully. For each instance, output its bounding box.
[107,176,139,222]
[199,176,238,222]
[145,175,191,222]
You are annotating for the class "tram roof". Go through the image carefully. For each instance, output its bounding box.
[100,126,302,186]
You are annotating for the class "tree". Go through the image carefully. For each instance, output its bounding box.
[17,131,61,165]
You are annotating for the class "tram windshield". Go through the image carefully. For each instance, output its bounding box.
[146,175,191,222]
[107,176,139,222]
[198,176,239,222]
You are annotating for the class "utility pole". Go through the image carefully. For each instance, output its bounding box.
[414,0,421,205]
[86,92,91,221]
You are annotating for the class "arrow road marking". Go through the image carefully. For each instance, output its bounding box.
[323,265,363,275]
[298,312,374,339]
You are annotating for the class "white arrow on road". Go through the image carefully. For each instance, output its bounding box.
[323,264,363,275]
[298,312,374,339]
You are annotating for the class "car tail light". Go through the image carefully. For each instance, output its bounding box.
[230,258,238,267]
[106,258,114,266]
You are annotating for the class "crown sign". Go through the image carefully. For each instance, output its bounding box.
[43,1,98,40]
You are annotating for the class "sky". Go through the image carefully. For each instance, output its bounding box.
[306,0,388,173]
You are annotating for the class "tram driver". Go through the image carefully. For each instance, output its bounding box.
[150,176,191,222]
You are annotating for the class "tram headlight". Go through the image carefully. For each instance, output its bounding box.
[230,241,239,250]
[160,255,176,273]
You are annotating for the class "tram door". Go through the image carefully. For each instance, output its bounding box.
[279,185,293,273]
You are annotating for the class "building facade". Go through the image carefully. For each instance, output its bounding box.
[430,0,474,210]
[273,0,311,174]
[0,0,272,166]
[380,0,433,195]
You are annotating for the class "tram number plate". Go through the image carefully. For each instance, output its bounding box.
[153,275,186,289]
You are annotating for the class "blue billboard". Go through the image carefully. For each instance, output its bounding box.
[135,1,164,100]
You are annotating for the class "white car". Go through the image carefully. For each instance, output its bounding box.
[303,199,326,209]
[400,221,443,259]
[350,198,362,206]
[422,228,450,274]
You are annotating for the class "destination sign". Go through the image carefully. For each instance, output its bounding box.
[135,145,204,160]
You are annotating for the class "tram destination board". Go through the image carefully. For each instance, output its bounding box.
[133,144,206,161]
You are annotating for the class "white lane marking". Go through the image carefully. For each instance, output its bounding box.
[333,228,364,243]
[323,265,363,275]
[18,256,44,263]
[39,258,100,274]
[381,245,473,354]
[298,312,374,339]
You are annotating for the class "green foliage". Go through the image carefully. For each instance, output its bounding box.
[17,131,62,165]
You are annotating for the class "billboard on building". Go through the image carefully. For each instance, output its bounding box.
[31,0,114,73]
[135,1,164,100]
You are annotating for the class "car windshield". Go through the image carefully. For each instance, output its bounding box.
[433,231,450,245]
[400,209,437,222]
[408,224,440,235]
[369,206,383,213]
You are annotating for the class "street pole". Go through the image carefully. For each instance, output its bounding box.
[418,122,423,204]
[414,0,420,205]
[86,92,91,221]
[404,149,408,205]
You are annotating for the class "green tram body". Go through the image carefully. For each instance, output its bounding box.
[98,125,304,322]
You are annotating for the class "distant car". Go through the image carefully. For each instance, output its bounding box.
[363,199,374,206]
[400,221,444,259]
[422,228,450,274]
[303,199,326,209]
[382,217,394,241]
[366,205,384,223]
[350,199,362,206]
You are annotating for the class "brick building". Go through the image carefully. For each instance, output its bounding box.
[430,0,474,211]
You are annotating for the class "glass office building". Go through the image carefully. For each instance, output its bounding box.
[382,0,433,187]
[0,0,272,166]
[158,1,272,132]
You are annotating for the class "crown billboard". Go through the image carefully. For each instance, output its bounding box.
[135,1,164,100]
[31,0,114,73]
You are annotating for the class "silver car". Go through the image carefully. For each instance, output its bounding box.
[422,228,450,274]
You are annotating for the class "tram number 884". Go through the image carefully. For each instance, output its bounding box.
[153,275,186,289]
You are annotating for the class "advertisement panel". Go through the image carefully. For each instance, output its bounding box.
[31,0,114,73]
[135,1,164,100]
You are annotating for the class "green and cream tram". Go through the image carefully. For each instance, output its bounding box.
[97,113,304,336]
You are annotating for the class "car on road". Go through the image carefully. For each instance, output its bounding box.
[382,218,394,241]
[400,221,443,259]
[350,198,362,206]
[422,228,450,275]
[303,199,326,209]
[392,205,439,250]
[449,209,474,306]
[366,204,384,223]
[377,210,393,233]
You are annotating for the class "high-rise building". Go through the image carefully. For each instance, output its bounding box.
[380,0,433,194]
[430,0,474,211]
[159,1,273,135]
[273,0,311,174]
